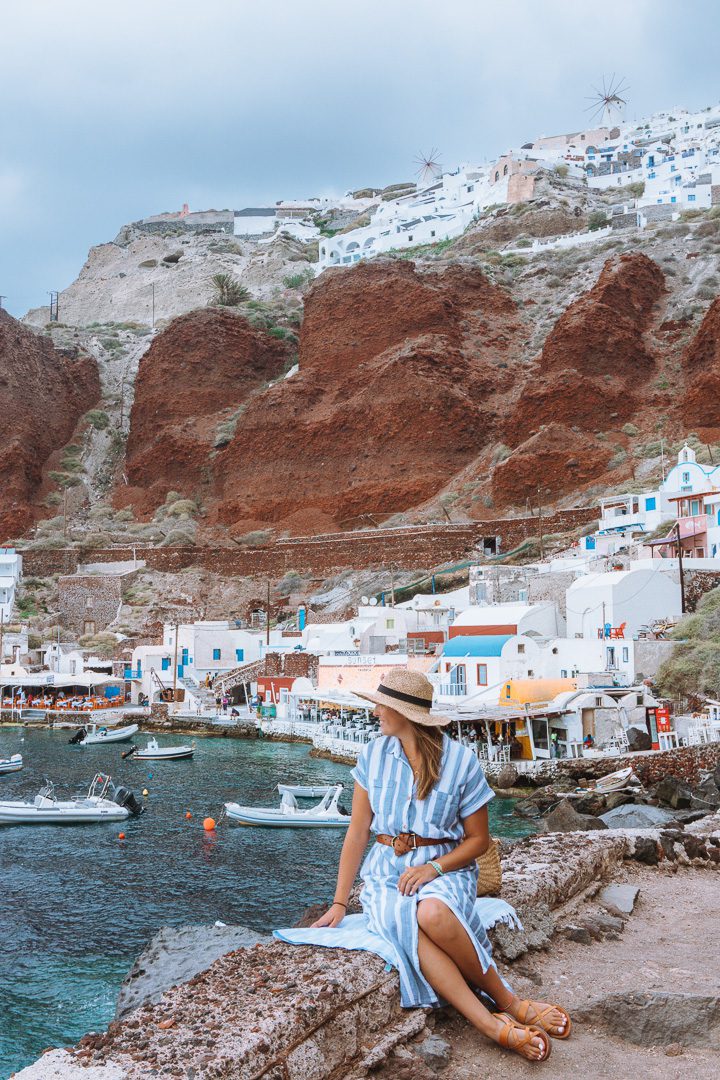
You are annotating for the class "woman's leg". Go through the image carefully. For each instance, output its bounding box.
[417,899,568,1037]
[416,927,547,1062]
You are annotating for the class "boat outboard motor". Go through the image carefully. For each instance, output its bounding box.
[68,727,87,744]
[113,786,145,816]
[121,744,138,759]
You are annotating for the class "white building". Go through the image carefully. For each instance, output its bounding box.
[127,621,263,705]
[42,643,87,677]
[0,548,22,622]
[449,601,564,641]
[565,568,682,640]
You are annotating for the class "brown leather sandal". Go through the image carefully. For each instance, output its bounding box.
[515,999,572,1039]
[492,1013,551,1062]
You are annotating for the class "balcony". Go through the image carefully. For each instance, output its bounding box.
[123,668,142,680]
[437,683,467,697]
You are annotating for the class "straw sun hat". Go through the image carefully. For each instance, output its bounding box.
[355,668,451,727]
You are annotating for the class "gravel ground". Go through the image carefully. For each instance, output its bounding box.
[425,864,719,1079]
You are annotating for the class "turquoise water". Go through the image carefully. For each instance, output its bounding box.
[0,728,533,1078]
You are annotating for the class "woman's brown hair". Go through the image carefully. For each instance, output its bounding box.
[409,721,445,800]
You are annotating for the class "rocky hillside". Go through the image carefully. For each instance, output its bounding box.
[0,311,100,539]
[11,181,720,544]
[118,308,294,516]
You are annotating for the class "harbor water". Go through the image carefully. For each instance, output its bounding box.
[0,727,534,1077]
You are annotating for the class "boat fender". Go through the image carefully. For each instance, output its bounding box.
[142,789,149,797]
[203,817,216,832]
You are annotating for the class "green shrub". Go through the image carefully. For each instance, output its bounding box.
[85,409,110,430]
[282,269,314,289]
[553,164,569,178]
[622,423,639,436]
[210,273,250,306]
[588,210,608,232]
[236,529,272,548]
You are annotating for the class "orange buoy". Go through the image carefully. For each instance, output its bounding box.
[118,832,126,840]
[185,811,192,820]
[203,817,216,832]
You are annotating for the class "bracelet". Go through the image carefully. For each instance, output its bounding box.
[332,901,348,909]
[428,860,444,877]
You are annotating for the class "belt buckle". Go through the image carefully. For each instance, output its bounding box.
[409,832,418,850]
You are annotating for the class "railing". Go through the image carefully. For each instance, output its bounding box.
[437,683,467,697]
[123,668,142,679]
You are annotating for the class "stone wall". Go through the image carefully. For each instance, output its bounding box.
[22,507,596,581]
[58,572,137,634]
[263,651,319,680]
[491,743,720,787]
[685,569,720,611]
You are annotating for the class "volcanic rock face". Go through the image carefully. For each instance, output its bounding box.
[215,261,523,533]
[494,254,666,506]
[0,311,100,540]
[121,308,292,514]
[682,298,720,427]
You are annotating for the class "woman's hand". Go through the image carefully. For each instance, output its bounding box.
[310,902,346,928]
[397,862,441,896]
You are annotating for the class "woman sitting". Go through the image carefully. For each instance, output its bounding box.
[278,670,570,1063]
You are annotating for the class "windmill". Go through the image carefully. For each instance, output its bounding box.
[584,75,629,127]
[414,148,443,187]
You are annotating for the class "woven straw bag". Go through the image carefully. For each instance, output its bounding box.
[476,837,502,897]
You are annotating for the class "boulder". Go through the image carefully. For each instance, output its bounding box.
[626,725,652,751]
[632,836,660,865]
[573,791,608,816]
[654,776,693,809]
[495,764,519,789]
[693,776,720,808]
[600,803,676,829]
[414,1033,452,1070]
[115,923,269,1019]
[598,883,640,916]
[542,798,608,833]
[575,991,720,1047]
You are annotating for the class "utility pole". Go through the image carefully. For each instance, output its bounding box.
[390,566,396,608]
[0,610,5,665]
[48,291,59,322]
[0,296,6,310]
[675,522,686,614]
[266,580,271,647]
[63,484,68,539]
[151,283,155,329]
[537,488,544,561]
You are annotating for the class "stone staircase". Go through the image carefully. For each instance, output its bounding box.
[179,675,217,709]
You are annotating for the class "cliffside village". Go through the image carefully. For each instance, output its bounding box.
[3,443,720,773]
[140,100,720,272]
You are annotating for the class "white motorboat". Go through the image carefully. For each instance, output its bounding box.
[0,773,144,825]
[69,723,139,746]
[125,737,195,761]
[0,754,23,774]
[225,784,350,828]
[277,783,337,799]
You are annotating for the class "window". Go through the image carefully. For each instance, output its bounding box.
[622,647,629,662]
[527,669,534,677]
[477,663,488,686]
[213,648,221,660]
[161,657,170,671]
[688,194,696,202]
[235,648,244,662]
[408,235,413,242]
[645,497,656,511]
[560,669,567,678]
[690,499,700,516]
[503,164,508,175]
[517,643,525,654]
[683,471,690,483]
[386,619,395,630]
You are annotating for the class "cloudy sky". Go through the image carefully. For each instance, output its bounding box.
[1,0,719,315]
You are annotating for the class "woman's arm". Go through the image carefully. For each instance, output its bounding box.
[311,782,373,927]
[397,806,490,896]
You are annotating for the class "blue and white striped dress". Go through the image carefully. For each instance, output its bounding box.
[346,733,498,1007]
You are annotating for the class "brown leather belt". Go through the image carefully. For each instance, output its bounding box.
[376,832,454,856]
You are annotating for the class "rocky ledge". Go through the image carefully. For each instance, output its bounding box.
[15,811,720,1080]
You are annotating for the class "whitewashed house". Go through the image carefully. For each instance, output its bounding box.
[0,548,22,622]
[449,601,564,641]
[565,568,682,640]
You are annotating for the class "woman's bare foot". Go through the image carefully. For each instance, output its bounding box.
[491,1014,549,1061]
[505,996,570,1038]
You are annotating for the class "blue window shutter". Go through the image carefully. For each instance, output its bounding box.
[645,497,656,511]
[213,648,221,660]
[235,649,244,662]
[161,658,170,671]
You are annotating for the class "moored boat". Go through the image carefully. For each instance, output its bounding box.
[277,783,336,799]
[125,737,195,761]
[0,754,23,775]
[225,784,350,828]
[594,766,637,793]
[0,773,144,825]
[69,723,139,746]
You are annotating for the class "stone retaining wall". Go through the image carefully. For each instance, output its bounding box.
[487,743,720,787]
[21,508,596,581]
